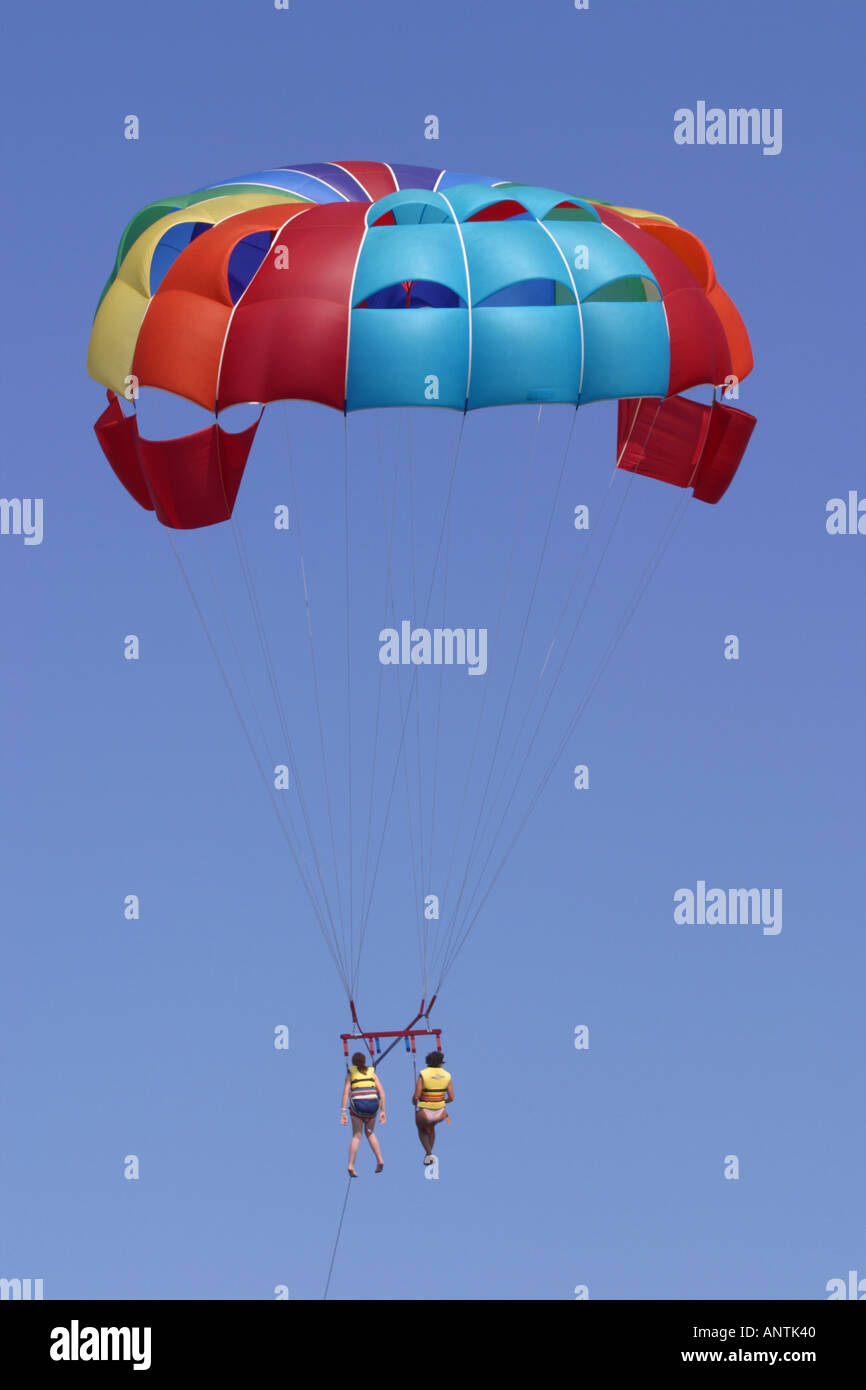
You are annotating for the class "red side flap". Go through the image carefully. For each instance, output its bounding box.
[692,402,757,504]
[617,395,710,489]
[617,395,755,504]
[94,391,155,513]
[93,390,260,528]
[137,418,260,529]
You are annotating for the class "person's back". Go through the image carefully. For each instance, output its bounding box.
[341,1052,386,1176]
[417,1064,452,1111]
[413,1051,453,1164]
[348,1063,379,1115]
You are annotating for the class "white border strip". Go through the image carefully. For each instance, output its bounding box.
[281,167,349,201]
[215,206,313,410]
[330,161,375,201]
[342,219,370,409]
[436,191,473,405]
[536,218,586,401]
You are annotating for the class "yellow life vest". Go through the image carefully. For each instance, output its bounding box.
[348,1065,379,1110]
[418,1066,451,1110]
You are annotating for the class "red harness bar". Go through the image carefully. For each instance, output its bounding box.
[342,997,441,1061]
[340,1027,443,1058]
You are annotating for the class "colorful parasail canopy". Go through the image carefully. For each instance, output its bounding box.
[88,160,756,528]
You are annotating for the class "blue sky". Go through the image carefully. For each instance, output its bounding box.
[1,0,863,1301]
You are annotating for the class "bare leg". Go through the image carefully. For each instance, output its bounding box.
[348,1114,364,1174]
[415,1111,435,1155]
[365,1121,384,1169]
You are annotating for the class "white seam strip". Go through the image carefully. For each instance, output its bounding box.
[280,168,349,201]
[215,206,312,409]
[343,221,370,408]
[218,179,318,195]
[535,218,585,400]
[330,162,374,201]
[615,398,645,469]
[436,192,472,405]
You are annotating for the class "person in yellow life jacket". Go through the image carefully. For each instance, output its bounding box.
[412,1051,453,1164]
[340,1052,386,1177]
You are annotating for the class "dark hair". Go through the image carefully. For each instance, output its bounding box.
[351,1051,370,1072]
[426,1051,444,1067]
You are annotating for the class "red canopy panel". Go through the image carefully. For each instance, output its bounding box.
[333,160,399,201]
[616,395,756,504]
[94,392,154,512]
[94,391,260,528]
[133,205,306,411]
[597,208,733,395]
[217,202,367,410]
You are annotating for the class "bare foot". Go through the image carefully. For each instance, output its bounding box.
[348,1167,357,1177]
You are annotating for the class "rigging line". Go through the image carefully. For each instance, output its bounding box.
[356,413,401,991]
[357,410,464,947]
[197,533,276,770]
[403,410,433,993]
[369,414,426,993]
[165,530,350,992]
[323,1175,353,1301]
[285,406,347,951]
[439,489,690,985]
[434,461,630,981]
[434,403,545,975]
[358,412,467,940]
[352,413,405,987]
[372,1003,432,1066]
[323,991,431,1301]
[344,417,355,975]
[423,488,453,999]
[406,411,427,955]
[435,405,572,975]
[434,413,659,978]
[476,398,656,828]
[196,531,326,925]
[437,466,643,974]
[398,665,425,993]
[211,421,345,966]
[436,487,691,989]
[227,514,345,965]
[132,397,333,954]
[382,469,427,998]
[361,415,425,989]
[472,400,661,834]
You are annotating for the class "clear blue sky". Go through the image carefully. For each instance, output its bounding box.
[1,0,863,1301]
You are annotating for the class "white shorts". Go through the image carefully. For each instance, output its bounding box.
[416,1106,446,1124]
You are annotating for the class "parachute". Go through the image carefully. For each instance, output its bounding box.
[87,160,756,1029]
